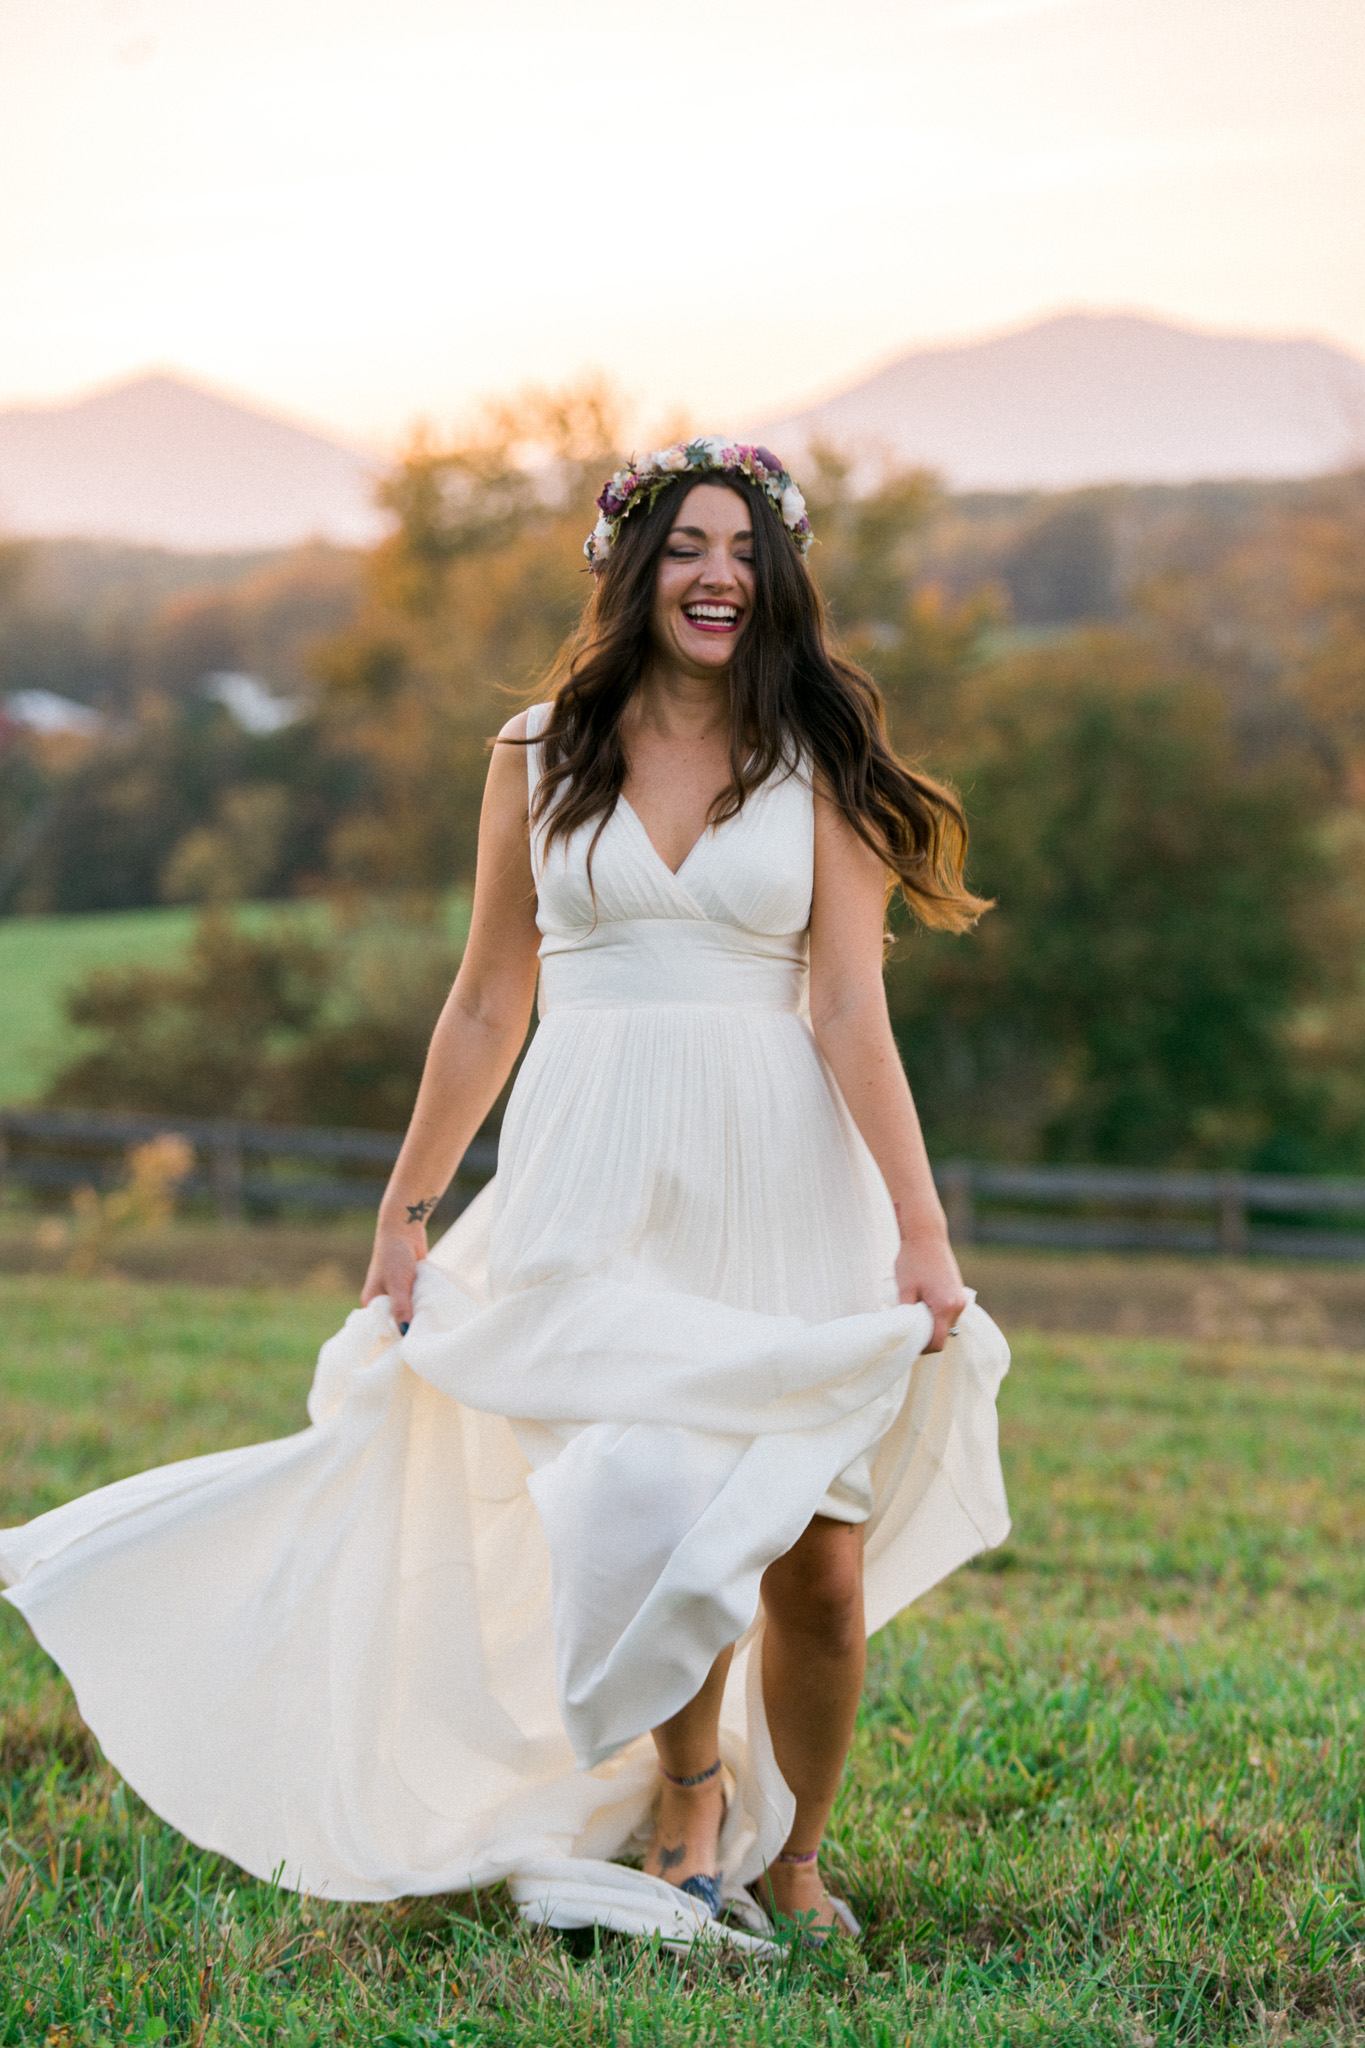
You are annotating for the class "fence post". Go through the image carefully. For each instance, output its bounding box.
[1216,1172,1248,1257]
[941,1162,975,1246]
[210,1125,245,1222]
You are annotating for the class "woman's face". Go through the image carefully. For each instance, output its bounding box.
[649,483,756,676]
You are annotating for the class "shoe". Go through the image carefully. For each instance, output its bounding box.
[678,1872,723,1916]
[824,1895,862,1938]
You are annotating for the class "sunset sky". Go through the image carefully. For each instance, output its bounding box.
[1,0,1362,448]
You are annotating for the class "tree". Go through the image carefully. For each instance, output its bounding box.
[799,446,990,750]
[887,634,1344,1167]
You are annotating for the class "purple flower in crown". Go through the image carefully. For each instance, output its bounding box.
[600,473,636,515]
[753,446,784,477]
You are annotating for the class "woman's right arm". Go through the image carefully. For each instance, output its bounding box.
[361,711,542,1326]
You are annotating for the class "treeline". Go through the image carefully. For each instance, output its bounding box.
[5,388,1365,1170]
[0,539,362,910]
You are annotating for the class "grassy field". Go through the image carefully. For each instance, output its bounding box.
[2,1278,1365,2045]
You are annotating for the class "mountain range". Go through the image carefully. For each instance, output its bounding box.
[2,314,1363,552]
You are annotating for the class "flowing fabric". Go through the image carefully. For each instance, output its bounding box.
[0,708,1010,1942]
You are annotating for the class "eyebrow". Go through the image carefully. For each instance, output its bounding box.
[671,524,753,540]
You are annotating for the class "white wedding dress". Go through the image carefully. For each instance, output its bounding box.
[0,708,1009,1944]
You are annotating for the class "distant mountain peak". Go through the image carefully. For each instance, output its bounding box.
[756,311,1365,491]
[0,372,389,552]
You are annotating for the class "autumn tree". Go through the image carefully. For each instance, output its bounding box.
[312,385,621,892]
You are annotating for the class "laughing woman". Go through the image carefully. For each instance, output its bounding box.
[0,439,1010,1949]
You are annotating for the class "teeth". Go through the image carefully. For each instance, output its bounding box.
[685,605,738,621]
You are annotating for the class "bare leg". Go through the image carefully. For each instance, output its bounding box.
[758,1515,865,1927]
[643,1645,733,1889]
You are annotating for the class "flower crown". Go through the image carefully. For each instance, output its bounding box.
[584,437,813,571]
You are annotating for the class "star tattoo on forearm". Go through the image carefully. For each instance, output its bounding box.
[405,1197,439,1224]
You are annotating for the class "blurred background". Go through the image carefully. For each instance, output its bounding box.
[1,0,1364,1299]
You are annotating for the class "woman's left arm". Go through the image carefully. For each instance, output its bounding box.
[808,776,967,1352]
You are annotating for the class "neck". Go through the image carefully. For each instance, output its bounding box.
[631,658,731,740]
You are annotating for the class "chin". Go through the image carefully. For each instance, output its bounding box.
[679,633,739,666]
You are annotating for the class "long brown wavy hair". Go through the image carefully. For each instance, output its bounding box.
[527,472,988,930]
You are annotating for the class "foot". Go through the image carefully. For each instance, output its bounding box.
[643,1774,725,1901]
[753,1857,844,1936]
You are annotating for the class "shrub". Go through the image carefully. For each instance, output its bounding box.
[46,909,464,1132]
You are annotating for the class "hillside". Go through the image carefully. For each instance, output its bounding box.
[757,312,1365,490]
[0,375,387,551]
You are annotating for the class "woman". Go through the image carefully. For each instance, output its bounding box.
[0,440,1009,1951]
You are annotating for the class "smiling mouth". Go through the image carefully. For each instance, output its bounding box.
[683,603,742,634]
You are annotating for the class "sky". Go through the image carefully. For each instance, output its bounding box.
[1,0,1363,450]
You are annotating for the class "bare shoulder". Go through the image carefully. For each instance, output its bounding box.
[481,710,536,824]
[810,763,847,822]
[811,764,878,867]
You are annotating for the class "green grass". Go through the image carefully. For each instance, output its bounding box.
[3,1279,1365,2044]
[0,908,206,1106]
[0,898,472,1107]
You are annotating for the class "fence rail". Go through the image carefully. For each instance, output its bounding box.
[0,1108,497,1221]
[4,1109,1365,1257]
[934,1161,1365,1259]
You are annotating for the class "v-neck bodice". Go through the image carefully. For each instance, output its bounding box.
[526,702,814,1013]
[614,793,709,883]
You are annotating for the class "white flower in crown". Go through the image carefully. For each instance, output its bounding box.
[695,435,730,464]
[654,447,691,472]
[583,514,614,565]
[780,483,807,525]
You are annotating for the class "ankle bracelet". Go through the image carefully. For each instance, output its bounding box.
[777,1847,820,1864]
[659,1757,723,1788]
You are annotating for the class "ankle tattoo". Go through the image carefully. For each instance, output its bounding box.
[659,1756,723,1789]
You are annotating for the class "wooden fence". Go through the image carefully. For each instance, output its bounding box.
[3,1109,1365,1258]
[0,1108,496,1224]
[935,1161,1365,1259]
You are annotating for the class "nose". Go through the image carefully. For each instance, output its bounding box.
[699,546,739,589]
